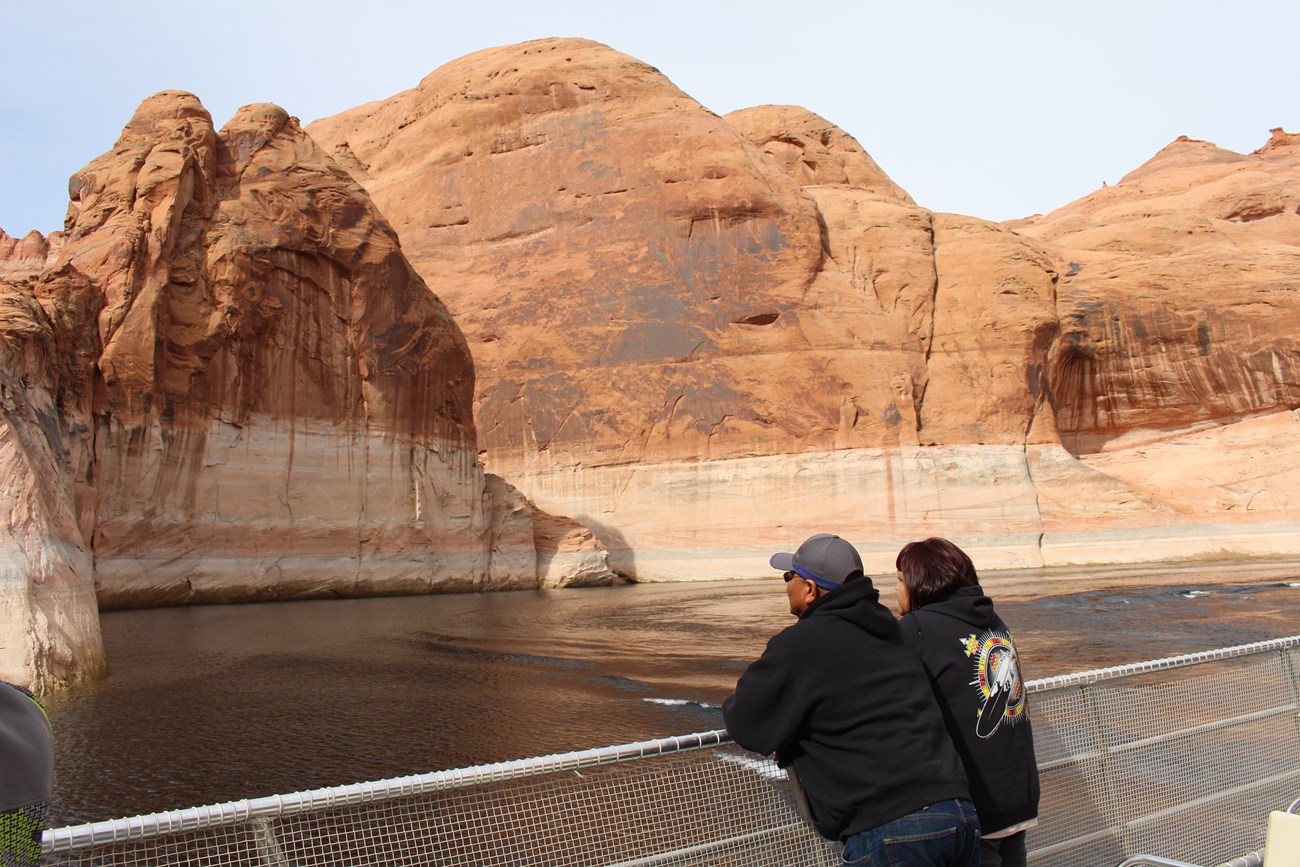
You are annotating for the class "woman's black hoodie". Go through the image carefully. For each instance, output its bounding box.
[723,578,969,841]
[898,585,1040,836]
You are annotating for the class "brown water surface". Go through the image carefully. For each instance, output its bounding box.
[43,562,1300,825]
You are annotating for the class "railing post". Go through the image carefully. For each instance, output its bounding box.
[1083,681,1130,857]
[251,817,288,867]
[1283,644,1300,711]
[1283,644,1300,759]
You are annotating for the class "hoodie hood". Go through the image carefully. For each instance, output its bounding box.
[803,577,898,639]
[916,585,1000,631]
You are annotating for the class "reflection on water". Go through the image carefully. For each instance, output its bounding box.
[43,575,1300,825]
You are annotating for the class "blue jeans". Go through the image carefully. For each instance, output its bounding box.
[841,799,980,866]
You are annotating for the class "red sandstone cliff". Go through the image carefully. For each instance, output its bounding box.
[309,41,1061,464]
[1014,130,1300,517]
[305,39,1076,576]
[1016,132,1300,449]
[307,38,1298,578]
[1,90,614,689]
[4,38,1297,688]
[0,278,105,687]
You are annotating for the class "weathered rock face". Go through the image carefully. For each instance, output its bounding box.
[725,105,915,201]
[1015,131,1300,453]
[307,39,1083,577]
[1,90,615,687]
[46,92,505,607]
[0,281,105,689]
[311,39,836,467]
[7,38,1296,687]
[1006,132,1300,567]
[309,39,1297,578]
[310,41,1060,467]
[0,230,62,282]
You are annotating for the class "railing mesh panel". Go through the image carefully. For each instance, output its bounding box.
[41,636,1300,867]
[44,743,838,867]
[1026,642,1300,866]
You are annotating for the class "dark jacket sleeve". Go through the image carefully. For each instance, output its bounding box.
[721,629,808,757]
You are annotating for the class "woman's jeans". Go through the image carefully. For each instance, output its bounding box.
[841,799,980,866]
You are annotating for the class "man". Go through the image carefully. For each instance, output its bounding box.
[723,533,980,866]
[1,680,53,867]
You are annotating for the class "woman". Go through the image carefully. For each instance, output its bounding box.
[895,538,1039,867]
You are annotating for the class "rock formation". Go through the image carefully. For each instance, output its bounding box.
[1011,130,1300,561]
[0,280,105,688]
[308,38,1299,578]
[5,37,1297,687]
[301,39,1084,575]
[0,229,62,282]
[0,90,615,689]
[1016,131,1300,451]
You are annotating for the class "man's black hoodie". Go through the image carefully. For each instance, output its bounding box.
[723,578,970,841]
[898,585,1040,836]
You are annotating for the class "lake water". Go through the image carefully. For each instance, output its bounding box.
[43,570,1300,825]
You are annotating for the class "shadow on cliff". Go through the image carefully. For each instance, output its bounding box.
[576,517,638,582]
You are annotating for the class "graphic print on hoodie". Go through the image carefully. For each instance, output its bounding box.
[960,630,1028,738]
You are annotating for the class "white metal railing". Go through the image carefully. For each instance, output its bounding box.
[1117,793,1300,867]
[42,731,839,866]
[1024,635,1300,866]
[44,731,733,853]
[39,634,1300,866]
[1115,857,1262,867]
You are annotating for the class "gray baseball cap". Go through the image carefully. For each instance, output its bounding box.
[770,533,864,590]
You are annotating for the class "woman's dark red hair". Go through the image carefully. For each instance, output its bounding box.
[895,537,979,610]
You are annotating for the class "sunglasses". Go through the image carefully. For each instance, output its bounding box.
[784,570,842,593]
[784,570,825,590]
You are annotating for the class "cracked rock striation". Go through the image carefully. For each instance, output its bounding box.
[5,39,1298,688]
[1,90,614,689]
[308,38,1299,579]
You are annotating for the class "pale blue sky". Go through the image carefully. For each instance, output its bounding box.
[2,0,1295,235]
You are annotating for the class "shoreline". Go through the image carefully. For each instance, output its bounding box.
[976,555,1300,602]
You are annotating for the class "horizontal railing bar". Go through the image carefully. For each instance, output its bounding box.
[1026,635,1300,693]
[602,822,814,867]
[1035,702,1298,771]
[1107,703,1298,757]
[44,729,731,853]
[1120,767,1300,831]
[1026,769,1300,861]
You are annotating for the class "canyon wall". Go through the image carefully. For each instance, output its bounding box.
[1,90,614,689]
[4,36,1297,686]
[0,281,105,687]
[306,37,1300,578]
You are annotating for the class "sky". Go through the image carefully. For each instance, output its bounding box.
[2,0,1296,236]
